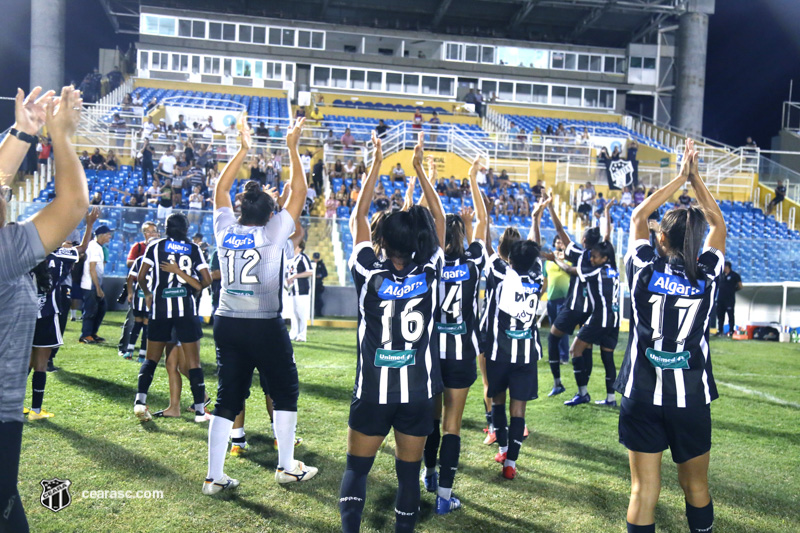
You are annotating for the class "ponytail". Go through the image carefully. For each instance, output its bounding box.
[240,180,275,226]
[381,205,437,266]
[444,214,466,259]
[498,227,521,261]
[591,241,617,270]
[660,206,707,285]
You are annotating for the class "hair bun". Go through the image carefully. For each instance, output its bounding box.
[244,180,262,195]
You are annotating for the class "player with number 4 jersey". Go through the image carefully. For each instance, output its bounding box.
[616,139,725,533]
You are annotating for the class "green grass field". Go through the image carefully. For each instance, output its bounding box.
[19,312,800,532]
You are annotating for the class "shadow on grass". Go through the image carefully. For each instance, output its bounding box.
[715,419,800,446]
[300,381,352,403]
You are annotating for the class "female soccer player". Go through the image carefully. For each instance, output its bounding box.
[556,200,620,406]
[204,115,316,495]
[617,139,725,533]
[339,132,445,533]
[546,201,600,403]
[482,213,545,480]
[421,155,488,514]
[133,212,211,423]
[125,236,157,362]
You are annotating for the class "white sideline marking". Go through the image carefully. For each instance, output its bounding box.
[717,381,800,409]
[716,373,800,379]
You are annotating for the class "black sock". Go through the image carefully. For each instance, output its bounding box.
[601,350,617,394]
[188,368,206,413]
[548,333,562,380]
[438,434,460,489]
[572,355,588,387]
[492,404,508,448]
[484,410,492,429]
[140,326,148,354]
[232,436,246,445]
[340,454,375,533]
[394,457,421,533]
[129,322,143,350]
[507,417,525,462]
[137,359,158,397]
[31,372,47,411]
[627,523,655,533]
[686,499,714,533]
[583,347,593,379]
[423,420,440,471]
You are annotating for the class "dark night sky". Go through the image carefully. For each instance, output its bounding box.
[1,0,799,149]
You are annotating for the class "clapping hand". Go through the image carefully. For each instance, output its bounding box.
[15,86,55,136]
[45,86,83,140]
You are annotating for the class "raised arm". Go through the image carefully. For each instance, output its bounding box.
[631,140,697,241]
[529,192,551,245]
[214,114,251,211]
[0,87,54,186]
[412,132,446,247]
[481,191,495,256]
[547,189,571,247]
[30,87,90,253]
[688,147,727,254]
[76,208,100,255]
[469,155,488,242]
[283,117,308,221]
[604,198,616,243]
[402,175,417,212]
[351,132,383,244]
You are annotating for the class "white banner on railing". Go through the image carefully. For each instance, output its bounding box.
[162,106,244,132]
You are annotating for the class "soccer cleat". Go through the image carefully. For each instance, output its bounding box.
[502,465,517,480]
[23,407,30,415]
[202,474,239,495]
[70,316,76,322]
[483,431,497,445]
[275,460,318,484]
[564,393,591,406]
[79,336,97,344]
[134,403,152,422]
[195,412,212,423]
[548,384,566,397]
[123,351,133,360]
[594,398,618,407]
[94,336,106,343]
[118,351,126,358]
[435,494,462,515]
[494,451,507,464]
[230,443,248,457]
[46,360,58,372]
[137,356,145,364]
[423,472,438,493]
[28,409,54,420]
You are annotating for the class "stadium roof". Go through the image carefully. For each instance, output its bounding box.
[100,0,700,47]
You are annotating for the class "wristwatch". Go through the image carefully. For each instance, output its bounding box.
[9,128,38,144]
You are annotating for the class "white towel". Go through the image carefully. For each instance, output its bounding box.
[499,268,533,321]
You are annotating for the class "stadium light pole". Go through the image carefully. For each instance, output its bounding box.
[30,0,66,93]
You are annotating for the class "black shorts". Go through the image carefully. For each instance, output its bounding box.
[132,308,149,320]
[348,397,434,437]
[71,284,83,301]
[485,359,538,401]
[618,397,711,464]
[440,357,477,389]
[213,315,299,419]
[578,323,619,350]
[32,314,63,348]
[148,316,202,343]
[553,307,591,336]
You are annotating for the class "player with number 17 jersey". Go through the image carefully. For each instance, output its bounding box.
[350,241,444,405]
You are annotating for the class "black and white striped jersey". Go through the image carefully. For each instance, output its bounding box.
[288,253,312,296]
[37,247,79,318]
[615,239,724,407]
[564,242,592,313]
[577,255,621,328]
[350,241,444,405]
[481,254,544,365]
[437,240,487,362]
[142,237,208,319]
[127,256,151,313]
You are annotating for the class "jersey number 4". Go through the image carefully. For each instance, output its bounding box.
[224,249,261,284]
[441,284,462,319]
[648,294,701,344]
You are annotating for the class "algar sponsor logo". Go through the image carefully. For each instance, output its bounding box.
[442,264,469,282]
[378,273,428,300]
[164,241,191,254]
[648,271,705,296]
[223,233,255,250]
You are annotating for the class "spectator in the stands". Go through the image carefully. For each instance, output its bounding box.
[269,124,282,141]
[158,178,174,218]
[36,137,51,177]
[375,119,388,139]
[89,148,105,170]
[374,185,390,211]
[344,159,356,180]
[330,159,343,179]
[312,158,324,195]
[355,160,367,178]
[174,114,188,136]
[104,150,119,171]
[183,138,194,165]
[192,233,209,261]
[436,179,447,196]
[156,146,177,181]
[316,94,325,106]
[335,185,349,209]
[145,97,158,114]
[90,192,104,206]
[309,105,324,125]
[429,111,441,148]
[322,129,336,148]
[249,156,265,185]
[485,168,495,188]
[476,165,487,187]
[111,113,126,147]
[188,186,204,222]
[504,197,516,217]
[155,118,170,138]
[295,106,306,120]
[766,179,786,216]
[626,138,638,159]
[620,186,633,207]
[325,192,338,218]
[349,184,360,208]
[595,192,606,212]
[412,108,424,130]
[391,162,406,184]
[611,146,621,160]
[79,150,91,169]
[340,127,356,150]
[496,169,510,188]
[464,88,477,112]
[578,181,595,222]
[633,186,646,206]
[446,179,459,199]
[518,197,530,218]
[300,150,312,181]
[508,121,520,151]
[460,178,470,198]
[532,179,545,202]
[745,136,758,150]
[106,66,123,91]
[255,121,269,149]
[390,189,404,210]
[132,92,143,106]
[138,140,155,184]
[141,116,155,140]
[475,89,484,117]
[678,188,693,207]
